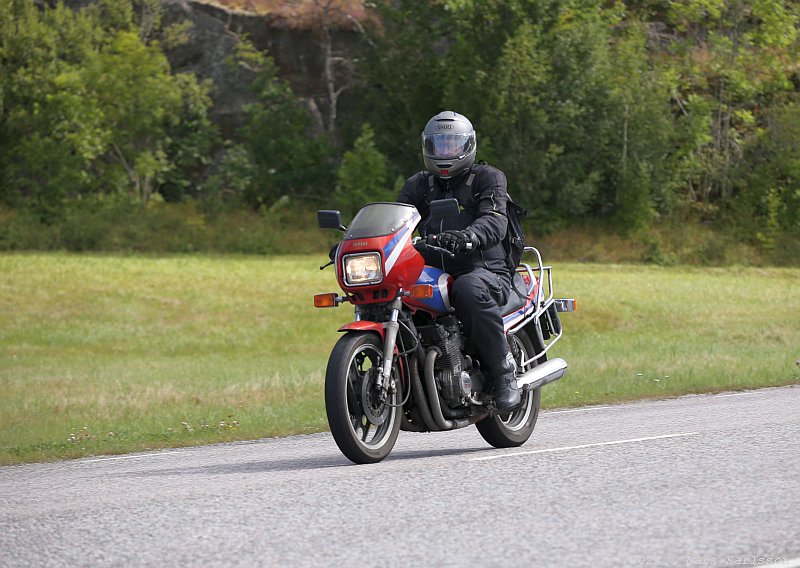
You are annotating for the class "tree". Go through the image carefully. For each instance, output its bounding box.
[666,0,800,207]
[353,0,451,175]
[443,1,624,222]
[159,74,219,202]
[313,0,364,141]
[84,31,182,203]
[237,39,335,208]
[334,123,393,216]
[0,0,107,212]
[731,103,800,245]
[0,0,215,208]
[607,20,676,231]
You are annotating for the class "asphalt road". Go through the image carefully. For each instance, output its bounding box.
[1,386,798,568]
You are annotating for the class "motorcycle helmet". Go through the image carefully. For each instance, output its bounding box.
[421,111,476,180]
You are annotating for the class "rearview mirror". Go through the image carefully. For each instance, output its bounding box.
[428,198,460,220]
[318,210,346,231]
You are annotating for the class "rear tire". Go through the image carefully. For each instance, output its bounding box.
[325,332,402,464]
[475,328,543,448]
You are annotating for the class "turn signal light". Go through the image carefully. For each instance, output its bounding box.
[408,284,434,299]
[314,293,338,308]
[554,298,577,313]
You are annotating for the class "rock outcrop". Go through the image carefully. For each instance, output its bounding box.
[161,0,363,136]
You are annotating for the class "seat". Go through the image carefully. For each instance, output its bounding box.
[499,272,529,316]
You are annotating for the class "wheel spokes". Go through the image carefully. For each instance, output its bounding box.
[346,373,360,415]
[361,417,371,442]
[342,345,391,448]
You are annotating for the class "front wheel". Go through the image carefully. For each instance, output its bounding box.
[475,328,543,448]
[325,332,402,464]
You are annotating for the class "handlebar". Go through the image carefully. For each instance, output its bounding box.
[412,237,456,258]
[322,238,455,269]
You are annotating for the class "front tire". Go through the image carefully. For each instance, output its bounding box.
[325,332,402,464]
[475,328,543,448]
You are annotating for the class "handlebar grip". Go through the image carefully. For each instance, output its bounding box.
[413,240,455,258]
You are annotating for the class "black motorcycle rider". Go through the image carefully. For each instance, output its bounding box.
[398,111,521,411]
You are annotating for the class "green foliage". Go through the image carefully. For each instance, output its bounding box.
[356,1,675,229]
[353,0,798,248]
[728,103,800,255]
[350,0,451,175]
[665,0,800,207]
[0,1,106,210]
[236,40,335,208]
[200,143,256,214]
[86,30,184,202]
[616,165,656,235]
[160,75,219,202]
[0,0,215,210]
[608,21,675,231]
[480,19,552,207]
[0,0,798,255]
[334,124,393,216]
[0,197,330,254]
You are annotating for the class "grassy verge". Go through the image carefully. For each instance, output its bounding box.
[3,201,797,267]
[1,254,798,464]
[544,263,799,405]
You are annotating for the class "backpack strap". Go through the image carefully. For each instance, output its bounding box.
[465,171,475,191]
[428,169,477,206]
[463,166,481,212]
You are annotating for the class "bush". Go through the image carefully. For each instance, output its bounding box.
[0,199,331,255]
[334,124,394,217]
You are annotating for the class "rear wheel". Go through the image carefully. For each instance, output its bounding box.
[324,332,402,464]
[475,328,543,448]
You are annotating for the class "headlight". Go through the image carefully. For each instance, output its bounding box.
[343,252,383,286]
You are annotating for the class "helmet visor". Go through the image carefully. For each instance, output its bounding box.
[422,131,476,160]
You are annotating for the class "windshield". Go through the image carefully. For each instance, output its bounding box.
[344,202,419,239]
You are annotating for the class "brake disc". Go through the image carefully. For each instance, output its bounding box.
[361,369,390,426]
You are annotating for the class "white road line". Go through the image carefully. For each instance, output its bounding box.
[470,432,699,462]
[768,558,800,568]
[80,451,187,463]
[545,405,615,415]
[709,390,767,399]
[545,389,772,415]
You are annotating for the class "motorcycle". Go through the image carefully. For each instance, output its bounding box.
[314,199,576,464]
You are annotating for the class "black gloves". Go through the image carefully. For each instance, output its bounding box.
[426,230,478,254]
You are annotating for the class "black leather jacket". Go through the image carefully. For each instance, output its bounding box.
[398,164,510,277]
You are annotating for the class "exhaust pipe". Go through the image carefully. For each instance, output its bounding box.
[424,349,471,431]
[517,358,568,391]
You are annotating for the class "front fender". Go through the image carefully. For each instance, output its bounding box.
[338,321,385,339]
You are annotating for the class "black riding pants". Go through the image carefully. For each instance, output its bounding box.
[450,268,512,376]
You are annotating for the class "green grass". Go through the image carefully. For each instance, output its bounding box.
[544,264,800,405]
[1,254,798,464]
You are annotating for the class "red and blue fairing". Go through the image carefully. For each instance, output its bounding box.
[335,203,424,301]
[403,266,453,316]
[334,202,455,318]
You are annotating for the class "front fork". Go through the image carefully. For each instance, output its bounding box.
[376,297,402,403]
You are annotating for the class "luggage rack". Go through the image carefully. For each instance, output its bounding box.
[510,246,575,367]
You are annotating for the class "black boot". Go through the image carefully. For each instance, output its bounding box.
[492,353,521,412]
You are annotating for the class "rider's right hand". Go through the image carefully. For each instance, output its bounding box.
[426,231,475,254]
[425,234,440,247]
[419,234,455,257]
